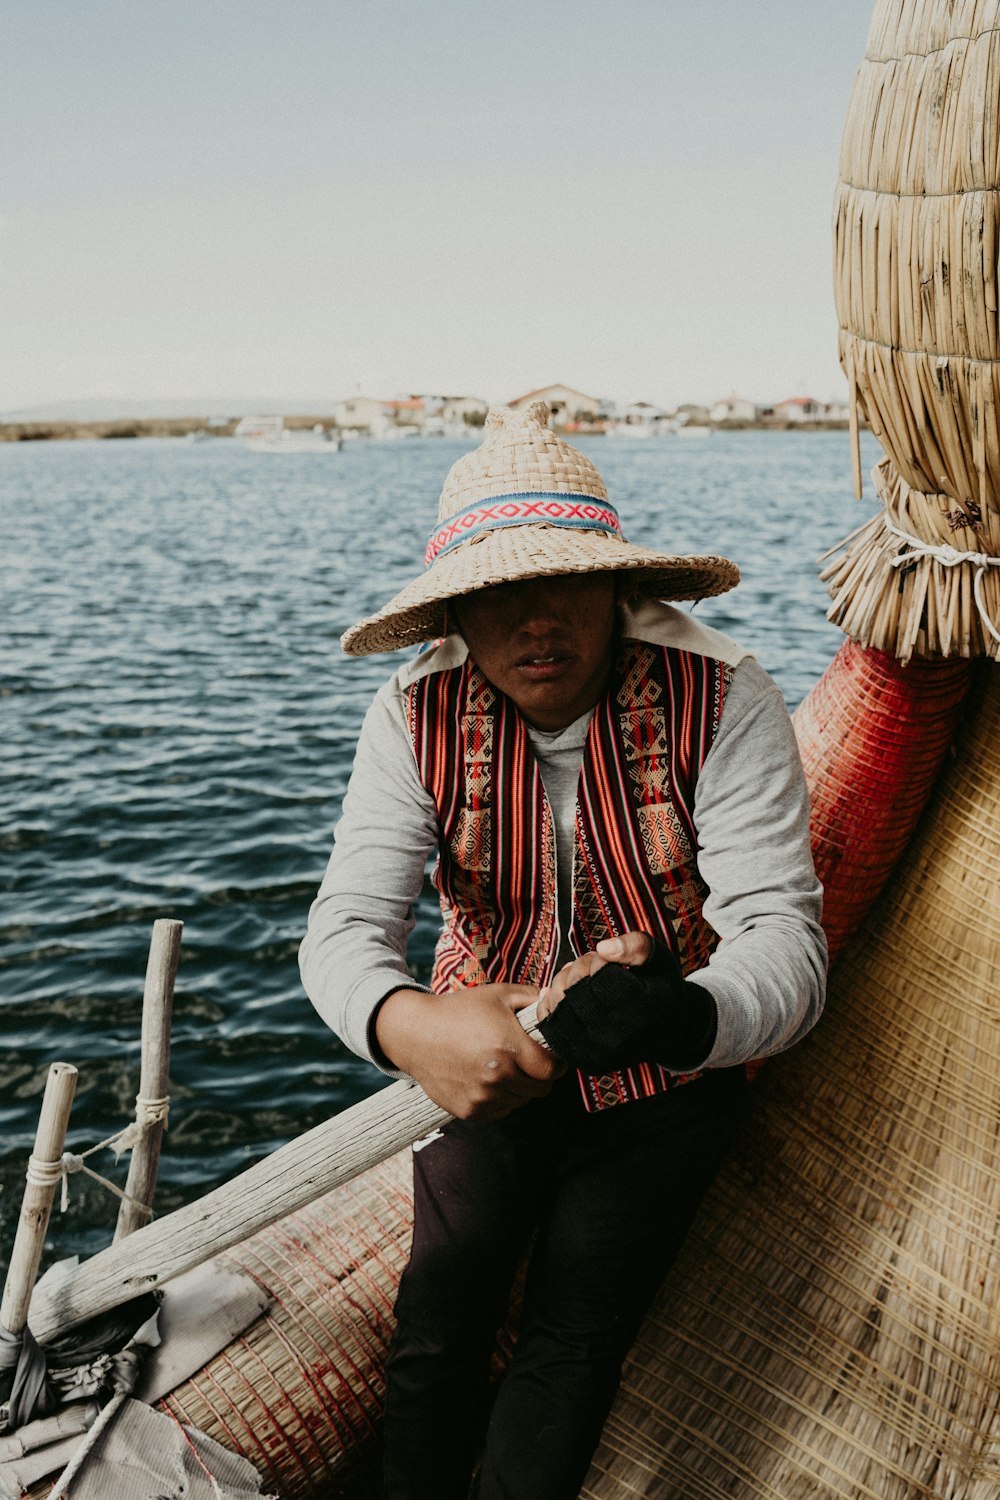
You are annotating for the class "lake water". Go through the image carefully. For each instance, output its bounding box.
[1,428,880,1268]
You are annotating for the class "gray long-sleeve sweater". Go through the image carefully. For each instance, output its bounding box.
[299,602,827,1076]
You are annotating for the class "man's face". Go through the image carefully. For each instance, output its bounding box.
[453,573,617,731]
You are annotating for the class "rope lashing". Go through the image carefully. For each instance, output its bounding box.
[885,519,1000,646]
[111,1093,170,1158]
[24,1092,170,1214]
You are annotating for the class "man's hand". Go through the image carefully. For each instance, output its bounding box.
[535,932,719,1074]
[536,931,652,1020]
[374,984,563,1121]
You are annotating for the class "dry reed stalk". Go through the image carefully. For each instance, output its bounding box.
[581,666,1000,1500]
[848,345,863,499]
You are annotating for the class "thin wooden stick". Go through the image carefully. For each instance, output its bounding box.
[114,919,182,1243]
[1,1063,78,1336]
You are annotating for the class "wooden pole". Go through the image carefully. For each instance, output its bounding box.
[113,919,181,1243]
[27,1002,548,1345]
[1,1063,78,1336]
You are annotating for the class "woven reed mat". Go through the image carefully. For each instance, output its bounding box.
[793,638,972,960]
[156,1151,413,1500]
[829,0,1000,660]
[580,664,1000,1500]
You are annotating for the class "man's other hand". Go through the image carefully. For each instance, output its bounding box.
[374,984,563,1120]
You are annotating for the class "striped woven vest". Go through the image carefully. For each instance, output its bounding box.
[407,638,733,1111]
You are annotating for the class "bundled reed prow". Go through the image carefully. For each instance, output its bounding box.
[828,0,1000,661]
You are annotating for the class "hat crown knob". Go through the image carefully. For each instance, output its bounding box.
[484,401,551,439]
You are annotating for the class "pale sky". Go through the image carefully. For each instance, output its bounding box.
[1,1,876,414]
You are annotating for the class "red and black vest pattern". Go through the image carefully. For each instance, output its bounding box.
[407,639,732,1111]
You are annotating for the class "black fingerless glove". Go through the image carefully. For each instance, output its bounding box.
[537,940,717,1073]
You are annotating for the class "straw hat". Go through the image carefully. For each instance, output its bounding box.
[341,401,739,656]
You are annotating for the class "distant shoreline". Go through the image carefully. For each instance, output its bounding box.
[0,415,306,443]
[0,415,851,444]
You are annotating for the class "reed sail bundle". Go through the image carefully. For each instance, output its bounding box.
[828,0,1000,660]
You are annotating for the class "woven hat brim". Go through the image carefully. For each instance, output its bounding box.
[341,525,739,656]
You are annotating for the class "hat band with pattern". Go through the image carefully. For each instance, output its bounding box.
[342,402,739,655]
[425,493,623,566]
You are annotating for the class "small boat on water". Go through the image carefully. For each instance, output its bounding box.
[603,421,660,439]
[234,416,341,453]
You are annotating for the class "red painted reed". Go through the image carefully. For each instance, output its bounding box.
[793,640,973,961]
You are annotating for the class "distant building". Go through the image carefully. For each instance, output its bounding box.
[620,400,668,426]
[508,384,601,423]
[675,403,711,427]
[440,395,489,425]
[333,395,386,430]
[773,396,822,423]
[819,399,850,423]
[383,397,425,427]
[710,394,758,424]
[334,392,489,435]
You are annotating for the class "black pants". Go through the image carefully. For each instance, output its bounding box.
[382,1066,747,1500]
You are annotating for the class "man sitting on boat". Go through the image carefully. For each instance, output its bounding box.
[300,401,827,1500]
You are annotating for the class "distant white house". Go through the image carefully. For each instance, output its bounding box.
[334,392,490,436]
[440,395,489,425]
[710,395,758,424]
[333,395,387,430]
[508,384,601,422]
[382,397,425,427]
[620,400,668,425]
[675,403,711,427]
[773,396,822,423]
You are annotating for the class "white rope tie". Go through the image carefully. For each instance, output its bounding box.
[25,1092,170,1213]
[135,1092,170,1128]
[112,1093,170,1157]
[885,518,1000,646]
